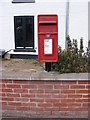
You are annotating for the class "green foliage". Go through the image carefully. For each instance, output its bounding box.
[32,59,45,67]
[52,36,88,73]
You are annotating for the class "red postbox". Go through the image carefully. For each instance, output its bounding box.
[38,15,58,62]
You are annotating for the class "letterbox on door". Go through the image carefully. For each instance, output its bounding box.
[38,15,58,62]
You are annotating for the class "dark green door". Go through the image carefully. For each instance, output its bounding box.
[14,16,34,49]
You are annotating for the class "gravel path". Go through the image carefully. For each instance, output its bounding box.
[0,59,89,80]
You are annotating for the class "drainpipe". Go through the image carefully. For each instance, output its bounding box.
[65,0,70,48]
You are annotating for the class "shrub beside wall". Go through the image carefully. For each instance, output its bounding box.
[52,36,89,73]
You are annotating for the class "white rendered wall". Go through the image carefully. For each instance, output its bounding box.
[69,2,88,51]
[0,0,88,53]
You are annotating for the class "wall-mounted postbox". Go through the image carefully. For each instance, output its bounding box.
[38,15,58,62]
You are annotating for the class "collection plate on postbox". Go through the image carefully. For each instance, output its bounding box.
[38,15,58,62]
[44,38,52,55]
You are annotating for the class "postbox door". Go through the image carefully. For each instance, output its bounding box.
[39,35,54,59]
[38,34,58,62]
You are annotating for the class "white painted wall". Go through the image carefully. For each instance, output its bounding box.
[69,2,88,51]
[0,0,88,54]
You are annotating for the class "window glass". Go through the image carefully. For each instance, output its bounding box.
[26,18,33,47]
[16,18,23,47]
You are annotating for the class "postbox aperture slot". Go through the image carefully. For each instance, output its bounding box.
[44,38,52,55]
[39,21,56,24]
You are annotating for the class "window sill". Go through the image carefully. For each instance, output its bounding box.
[14,48,36,52]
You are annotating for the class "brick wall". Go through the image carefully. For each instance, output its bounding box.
[1,79,89,118]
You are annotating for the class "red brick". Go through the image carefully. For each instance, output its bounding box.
[54,85,69,89]
[61,99,75,103]
[38,103,52,107]
[30,98,44,102]
[36,93,51,98]
[67,103,81,107]
[52,102,61,107]
[14,89,28,93]
[15,97,29,102]
[45,90,60,94]
[76,99,88,102]
[83,95,88,99]
[60,107,75,111]
[2,88,12,92]
[22,84,37,89]
[86,85,89,89]
[76,90,88,94]
[38,85,53,89]
[2,102,7,106]
[88,90,90,93]
[52,94,68,99]
[45,99,60,103]
[0,97,2,101]
[83,103,88,108]
[44,107,59,111]
[0,93,5,96]
[0,84,5,88]
[2,80,12,83]
[6,84,21,88]
[78,81,88,84]
[70,85,85,89]
[14,97,21,102]
[16,106,30,111]
[61,90,75,94]
[21,93,35,98]
[68,94,82,98]
[2,97,14,101]
[6,93,20,97]
[8,102,21,106]
[59,103,68,107]
[21,103,36,107]
[62,81,77,85]
[21,97,29,102]
[29,90,44,93]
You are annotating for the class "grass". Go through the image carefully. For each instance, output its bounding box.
[24,59,45,67]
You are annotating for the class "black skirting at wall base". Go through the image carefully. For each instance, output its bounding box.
[10,54,38,59]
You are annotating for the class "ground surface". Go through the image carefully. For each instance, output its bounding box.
[0,59,88,80]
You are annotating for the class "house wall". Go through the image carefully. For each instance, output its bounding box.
[69,2,88,50]
[1,79,89,118]
[0,0,88,53]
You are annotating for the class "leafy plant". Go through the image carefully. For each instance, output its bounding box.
[52,36,88,73]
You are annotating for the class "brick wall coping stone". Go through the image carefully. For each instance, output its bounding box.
[0,73,89,81]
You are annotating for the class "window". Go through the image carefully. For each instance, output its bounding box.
[14,16,34,51]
